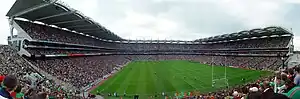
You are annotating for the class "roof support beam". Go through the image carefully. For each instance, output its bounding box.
[81,31,102,33]
[36,11,76,21]
[77,28,102,31]
[51,19,85,25]
[65,24,96,28]
[81,31,108,35]
[13,0,57,17]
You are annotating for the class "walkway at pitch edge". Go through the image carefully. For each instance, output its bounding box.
[82,92,104,99]
[87,64,129,91]
[84,63,130,98]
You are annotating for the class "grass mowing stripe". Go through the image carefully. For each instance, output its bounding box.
[147,62,161,94]
[170,63,211,88]
[153,62,168,93]
[116,64,138,94]
[91,60,272,97]
[125,63,141,94]
[136,62,147,94]
[159,62,177,93]
[101,63,135,93]
[171,62,205,90]
[94,65,130,93]
[144,63,156,94]
[167,62,198,92]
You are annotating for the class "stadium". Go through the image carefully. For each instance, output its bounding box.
[1,0,299,99]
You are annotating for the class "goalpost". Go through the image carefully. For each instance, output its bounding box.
[211,56,229,88]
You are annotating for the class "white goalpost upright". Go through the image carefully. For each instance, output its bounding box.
[211,56,229,88]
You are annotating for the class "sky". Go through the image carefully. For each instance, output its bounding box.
[0,0,299,50]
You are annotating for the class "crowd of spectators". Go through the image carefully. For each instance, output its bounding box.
[13,19,294,99]
[26,54,284,91]
[0,45,81,99]
[126,55,284,70]
[0,49,285,99]
[29,55,129,88]
[0,46,31,79]
[16,20,116,48]
[25,48,106,55]
[17,20,291,52]
[118,36,290,51]
[186,66,300,99]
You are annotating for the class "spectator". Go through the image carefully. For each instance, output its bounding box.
[294,67,300,86]
[0,76,4,83]
[270,93,290,99]
[287,68,295,81]
[283,86,300,99]
[10,85,24,99]
[29,92,48,99]
[247,91,261,99]
[261,81,274,99]
[0,75,18,99]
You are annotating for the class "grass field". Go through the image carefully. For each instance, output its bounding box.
[91,60,271,98]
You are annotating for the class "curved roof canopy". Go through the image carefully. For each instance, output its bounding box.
[6,0,123,41]
[195,26,293,42]
[7,0,293,42]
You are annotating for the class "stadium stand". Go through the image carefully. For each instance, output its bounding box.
[29,55,128,88]
[17,18,291,50]
[16,20,117,48]
[4,0,297,99]
[0,45,81,99]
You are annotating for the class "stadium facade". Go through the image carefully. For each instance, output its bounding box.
[6,0,297,93]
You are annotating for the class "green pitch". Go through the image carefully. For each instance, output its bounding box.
[91,60,271,98]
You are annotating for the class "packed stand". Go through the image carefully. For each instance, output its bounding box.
[16,19,291,59]
[16,20,116,48]
[26,48,107,55]
[16,20,290,52]
[27,54,283,91]
[126,55,283,70]
[117,37,290,51]
[14,18,293,99]
[192,66,300,99]
[0,45,81,99]
[29,55,129,88]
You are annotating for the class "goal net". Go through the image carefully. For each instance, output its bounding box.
[212,77,229,89]
[211,56,229,89]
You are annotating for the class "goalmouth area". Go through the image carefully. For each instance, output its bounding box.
[90,60,271,98]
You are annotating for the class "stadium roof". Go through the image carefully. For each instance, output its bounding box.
[195,26,293,42]
[6,0,293,43]
[6,0,123,41]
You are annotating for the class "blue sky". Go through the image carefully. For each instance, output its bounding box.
[0,0,299,50]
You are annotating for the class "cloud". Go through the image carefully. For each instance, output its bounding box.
[0,0,16,45]
[0,0,299,50]
[216,0,284,27]
[294,36,300,51]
